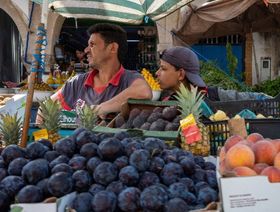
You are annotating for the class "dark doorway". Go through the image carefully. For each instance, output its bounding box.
[0,9,23,82]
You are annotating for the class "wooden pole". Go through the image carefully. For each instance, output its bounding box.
[20,23,45,148]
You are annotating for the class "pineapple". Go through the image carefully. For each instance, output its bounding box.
[38,97,61,143]
[77,104,99,131]
[0,113,22,146]
[175,84,210,156]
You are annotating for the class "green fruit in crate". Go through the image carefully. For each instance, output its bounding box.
[176,84,210,156]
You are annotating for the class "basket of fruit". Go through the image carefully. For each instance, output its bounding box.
[141,68,162,101]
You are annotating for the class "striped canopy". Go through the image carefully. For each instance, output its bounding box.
[33,0,193,24]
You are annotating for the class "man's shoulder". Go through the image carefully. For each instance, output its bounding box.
[67,72,90,83]
[123,69,141,77]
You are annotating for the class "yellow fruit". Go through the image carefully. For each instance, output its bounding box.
[256,113,266,119]
[46,73,55,85]
[233,114,241,119]
[213,110,228,121]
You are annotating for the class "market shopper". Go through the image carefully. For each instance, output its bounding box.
[156,46,271,101]
[36,23,152,122]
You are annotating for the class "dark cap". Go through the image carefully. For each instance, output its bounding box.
[161,46,206,87]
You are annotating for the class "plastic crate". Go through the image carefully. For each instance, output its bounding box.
[203,118,280,155]
[204,94,280,118]
[203,121,229,155]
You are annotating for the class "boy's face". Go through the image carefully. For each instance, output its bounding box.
[156,60,183,90]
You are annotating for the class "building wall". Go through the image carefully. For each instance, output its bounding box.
[252,32,280,85]
[0,0,65,72]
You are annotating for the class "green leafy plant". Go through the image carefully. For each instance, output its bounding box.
[253,77,280,97]
[200,60,251,92]
[226,42,238,78]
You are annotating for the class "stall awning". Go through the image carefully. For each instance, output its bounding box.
[32,0,194,24]
[173,0,280,45]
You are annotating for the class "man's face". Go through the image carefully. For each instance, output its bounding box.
[85,33,111,69]
[156,60,182,90]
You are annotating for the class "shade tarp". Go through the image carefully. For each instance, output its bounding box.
[174,0,280,45]
[32,0,193,24]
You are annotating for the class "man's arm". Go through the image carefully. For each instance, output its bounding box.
[97,78,152,115]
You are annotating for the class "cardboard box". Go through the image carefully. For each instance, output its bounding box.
[217,159,280,212]
[10,192,76,212]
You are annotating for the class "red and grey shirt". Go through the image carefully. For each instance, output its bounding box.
[57,66,142,110]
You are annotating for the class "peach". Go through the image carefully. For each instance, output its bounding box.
[225,144,255,170]
[224,135,244,152]
[270,139,280,153]
[252,140,277,165]
[219,160,226,175]
[246,133,264,143]
[253,163,269,174]
[274,152,280,169]
[239,140,254,148]
[219,147,226,161]
[261,166,280,183]
[233,166,257,176]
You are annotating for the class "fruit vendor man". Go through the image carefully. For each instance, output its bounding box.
[37,23,152,122]
[156,46,271,101]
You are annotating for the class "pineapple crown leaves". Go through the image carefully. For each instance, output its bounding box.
[38,97,62,131]
[175,83,205,121]
[0,112,22,146]
[78,104,99,131]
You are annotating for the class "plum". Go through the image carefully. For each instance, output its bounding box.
[68,156,86,171]
[129,149,150,172]
[138,171,160,190]
[93,162,118,186]
[51,163,73,175]
[98,138,124,161]
[164,198,188,212]
[72,170,92,192]
[140,185,169,211]
[118,187,141,211]
[75,130,93,150]
[71,192,93,212]
[26,142,48,159]
[86,157,101,174]
[160,162,184,186]
[47,172,73,197]
[16,185,43,203]
[106,181,126,195]
[8,157,29,176]
[1,145,25,164]
[149,157,165,174]
[88,184,105,196]
[0,175,25,197]
[37,138,53,150]
[49,155,70,169]
[113,156,128,170]
[119,165,139,186]
[80,143,98,159]
[54,137,76,157]
[91,191,117,212]
[22,159,50,184]
[44,151,60,162]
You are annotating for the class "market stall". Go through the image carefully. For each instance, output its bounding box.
[0,0,280,212]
